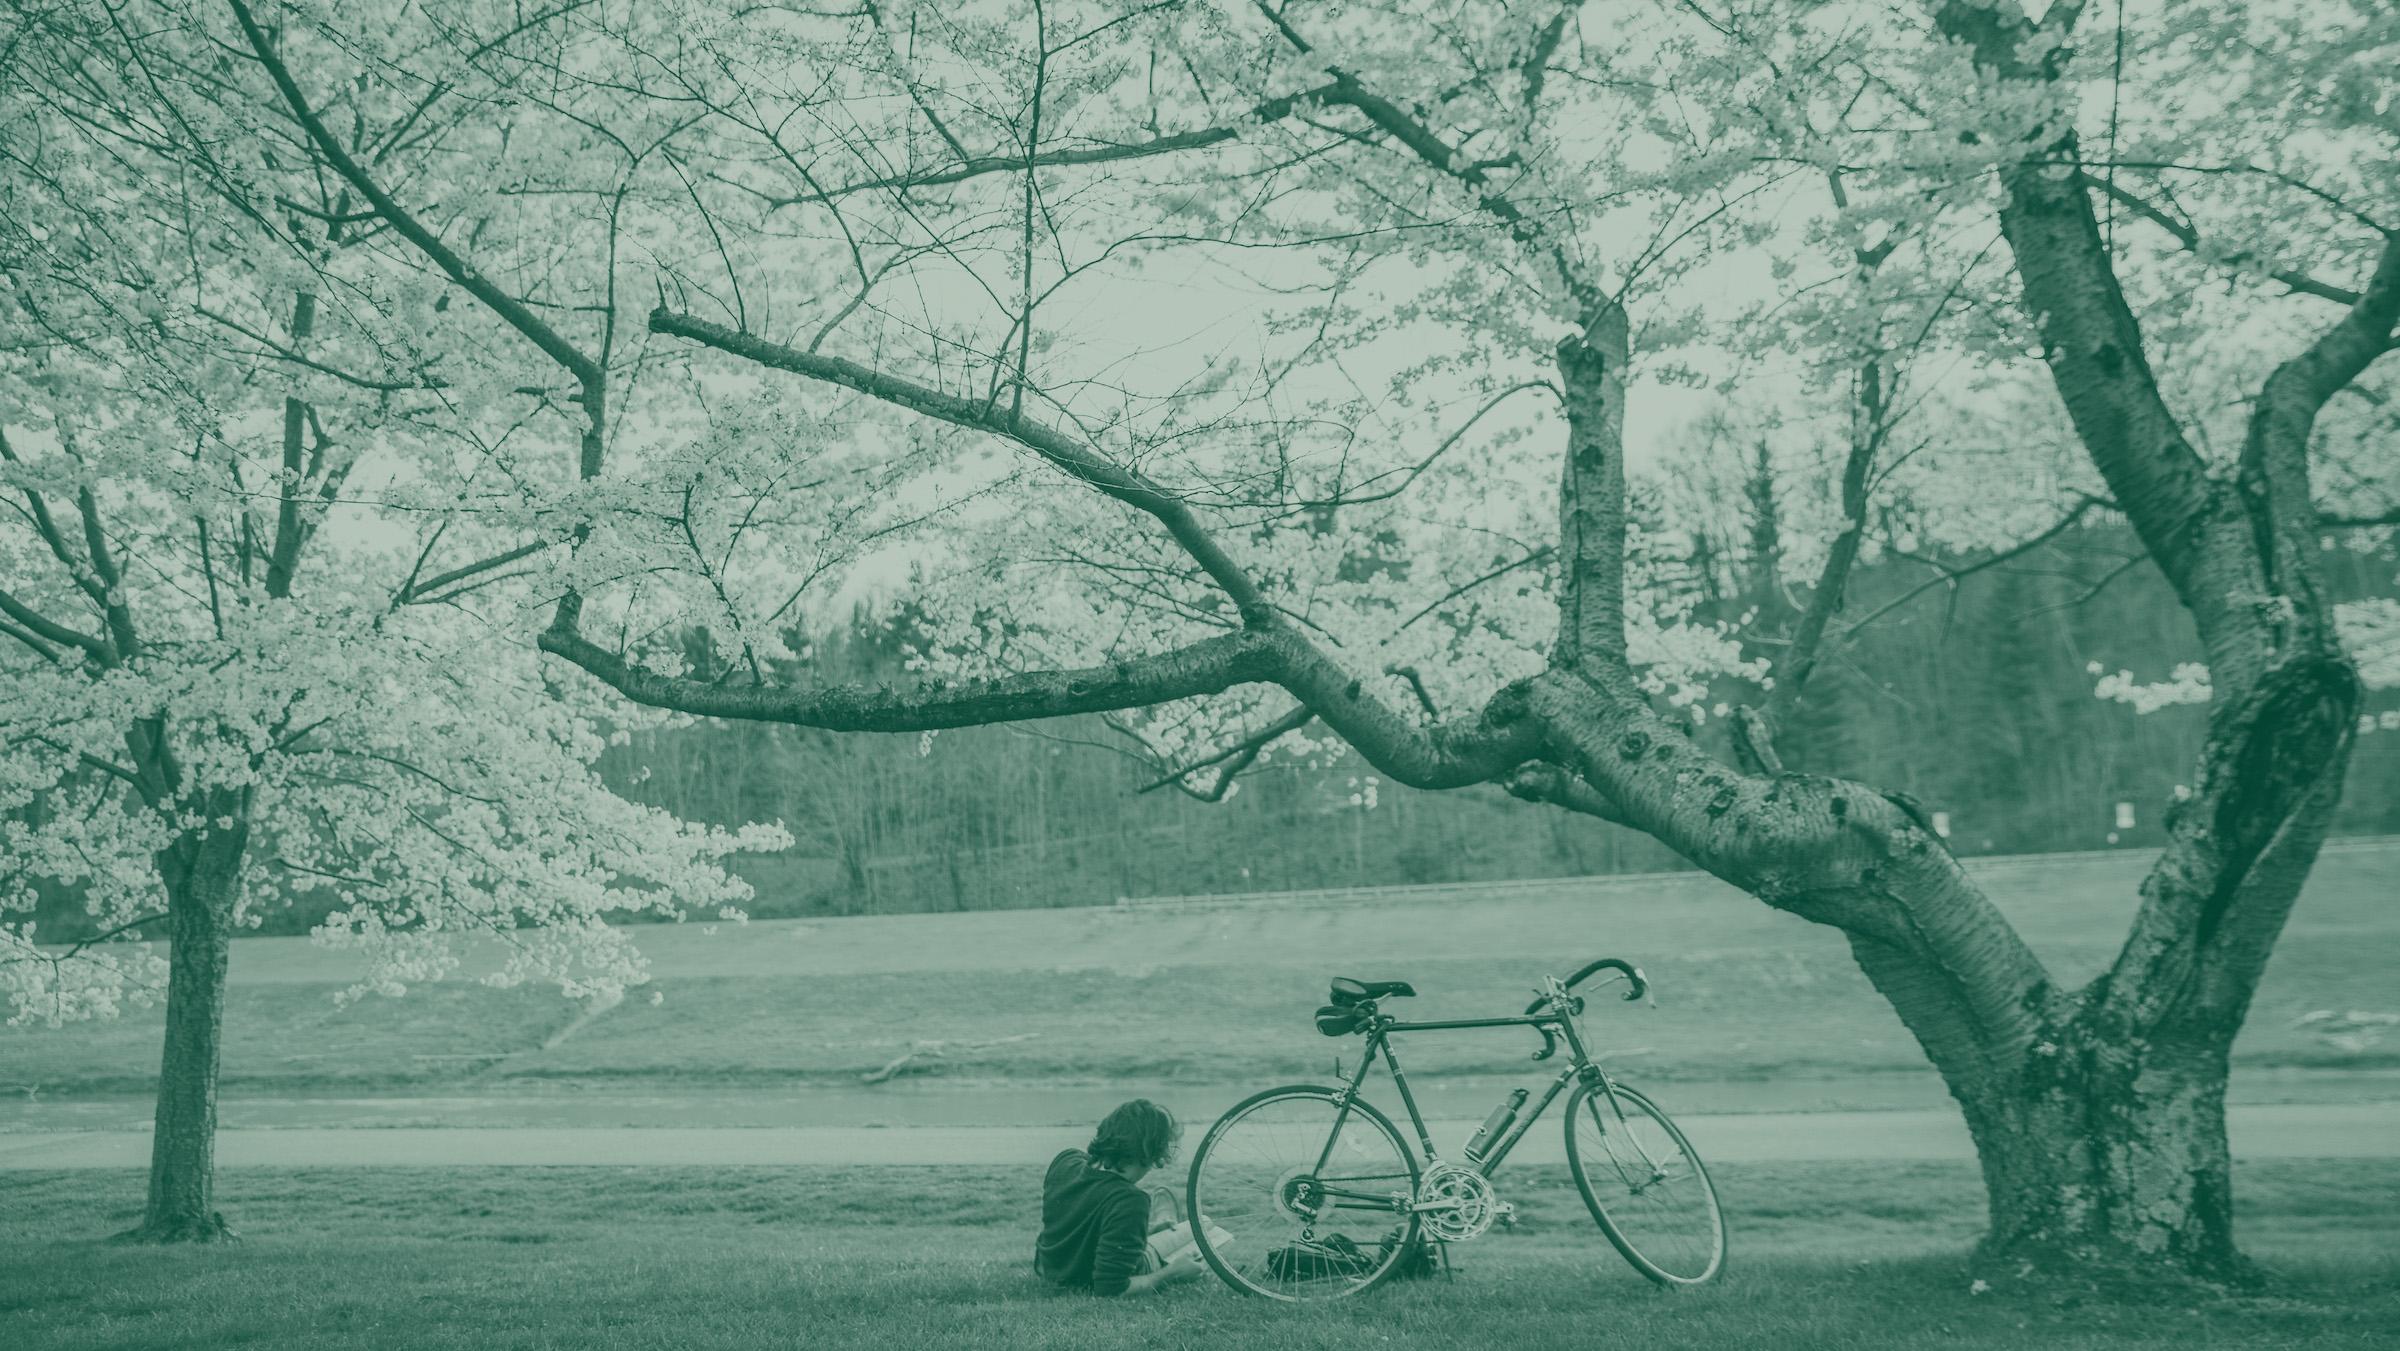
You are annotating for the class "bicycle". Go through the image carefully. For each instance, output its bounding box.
[1184,957,1725,1300]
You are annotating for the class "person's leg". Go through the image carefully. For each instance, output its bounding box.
[1142,1182,1182,1233]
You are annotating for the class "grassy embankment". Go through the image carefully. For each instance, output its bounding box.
[6,848,2391,1111]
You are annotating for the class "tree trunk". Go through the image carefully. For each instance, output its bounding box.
[118,829,247,1243]
[1932,652,2350,1285]
[1968,1020,2242,1281]
[1522,655,2356,1282]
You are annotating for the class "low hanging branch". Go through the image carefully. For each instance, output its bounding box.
[637,308,1547,790]
[538,625,1282,731]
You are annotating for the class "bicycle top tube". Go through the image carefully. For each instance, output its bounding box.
[1376,1012,1565,1034]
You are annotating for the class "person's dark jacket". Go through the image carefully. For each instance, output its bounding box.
[1034,1148,1150,1296]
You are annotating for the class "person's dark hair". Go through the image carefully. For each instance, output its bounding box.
[1088,1099,1180,1171]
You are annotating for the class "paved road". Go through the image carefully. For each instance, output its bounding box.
[3,1103,2392,1169]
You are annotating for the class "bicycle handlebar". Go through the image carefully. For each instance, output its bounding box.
[1522,957,1647,1016]
[1570,956,1648,1002]
[1524,957,1647,1060]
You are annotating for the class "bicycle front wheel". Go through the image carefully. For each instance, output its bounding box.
[1564,1081,1726,1285]
[1185,1085,1421,1301]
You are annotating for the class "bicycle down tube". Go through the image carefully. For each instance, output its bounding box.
[1342,1010,1613,1181]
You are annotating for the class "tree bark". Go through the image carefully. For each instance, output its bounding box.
[1552,308,1630,668]
[1921,0,2390,1280]
[118,825,249,1243]
[1968,1013,2243,1280]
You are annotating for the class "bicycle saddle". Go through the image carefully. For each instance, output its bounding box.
[1329,977,1416,1005]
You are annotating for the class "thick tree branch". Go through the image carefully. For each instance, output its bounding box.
[1521,663,2049,1083]
[539,626,1282,732]
[2260,236,2400,417]
[1937,2,2213,605]
[1550,309,1631,667]
[1940,3,2387,1046]
[0,617,62,662]
[1248,11,1628,671]
[2088,242,2400,1031]
[649,308,1274,625]
[1502,761,1630,826]
[72,486,136,657]
[1737,367,1881,773]
[229,0,603,394]
[2229,234,2400,621]
[264,291,316,600]
[1269,632,1544,789]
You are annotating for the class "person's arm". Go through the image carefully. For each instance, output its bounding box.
[1090,1191,1197,1296]
[1122,1245,1204,1294]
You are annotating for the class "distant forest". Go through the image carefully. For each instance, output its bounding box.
[604,521,2400,918]
[21,523,2390,937]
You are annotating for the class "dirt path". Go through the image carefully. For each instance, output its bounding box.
[3,1102,2392,1169]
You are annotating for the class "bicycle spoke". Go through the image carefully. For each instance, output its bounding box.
[1188,1089,1418,1301]
[1568,1085,1725,1285]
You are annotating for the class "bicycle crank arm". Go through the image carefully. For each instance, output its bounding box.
[1405,1198,1517,1217]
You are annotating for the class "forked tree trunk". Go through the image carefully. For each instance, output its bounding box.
[1967,1022,2241,1279]
[118,828,248,1243]
[1935,649,2354,1282]
[1526,636,2356,1282]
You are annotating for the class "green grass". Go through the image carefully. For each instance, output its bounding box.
[7,847,2393,1110]
[4,1161,2396,1350]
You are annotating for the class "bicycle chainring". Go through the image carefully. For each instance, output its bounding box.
[1414,1162,1499,1242]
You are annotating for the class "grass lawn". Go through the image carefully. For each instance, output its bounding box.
[6,846,2394,1110]
[4,1161,2396,1350]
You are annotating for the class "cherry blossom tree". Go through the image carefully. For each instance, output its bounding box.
[579,0,2381,1280]
[19,0,2392,1278]
[0,2,784,1240]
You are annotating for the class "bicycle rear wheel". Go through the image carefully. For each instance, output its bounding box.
[1564,1081,1725,1285]
[1185,1085,1421,1301]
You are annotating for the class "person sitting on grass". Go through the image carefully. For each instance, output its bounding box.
[1034,1099,1206,1296]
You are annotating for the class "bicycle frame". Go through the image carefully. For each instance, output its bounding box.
[1315,1004,1625,1187]
[1194,968,1726,1295]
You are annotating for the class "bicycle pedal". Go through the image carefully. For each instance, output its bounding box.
[1495,1203,1518,1228]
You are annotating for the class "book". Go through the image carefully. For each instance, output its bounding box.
[1145,1218,1234,1269]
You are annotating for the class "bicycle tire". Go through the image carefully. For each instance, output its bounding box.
[1185,1084,1423,1301]
[1563,1081,1726,1285]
